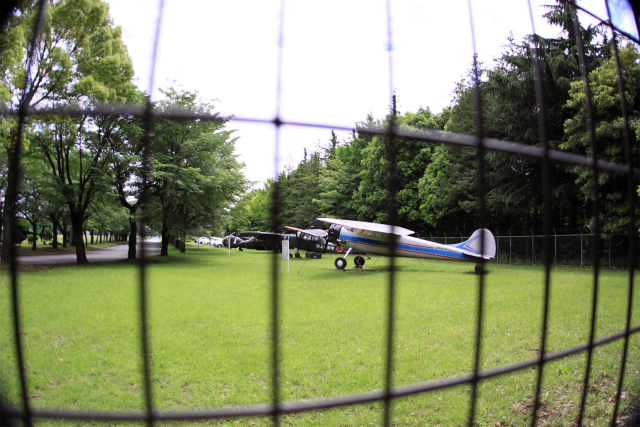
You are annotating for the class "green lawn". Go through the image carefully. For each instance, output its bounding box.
[1,244,639,426]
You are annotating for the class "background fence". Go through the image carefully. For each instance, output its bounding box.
[1,0,639,426]
[425,231,639,268]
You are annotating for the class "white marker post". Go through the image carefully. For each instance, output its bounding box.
[281,239,289,274]
[227,237,231,257]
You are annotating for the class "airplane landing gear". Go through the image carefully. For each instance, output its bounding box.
[335,257,347,270]
[354,255,365,268]
[475,264,482,275]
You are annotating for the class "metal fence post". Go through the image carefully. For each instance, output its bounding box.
[553,228,557,266]
[580,228,584,267]
[531,228,534,266]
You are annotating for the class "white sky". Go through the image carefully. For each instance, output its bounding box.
[104,0,633,186]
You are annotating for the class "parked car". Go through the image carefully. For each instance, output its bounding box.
[211,237,223,247]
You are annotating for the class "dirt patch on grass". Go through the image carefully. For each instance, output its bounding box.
[510,373,639,426]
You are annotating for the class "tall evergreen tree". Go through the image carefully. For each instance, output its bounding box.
[563,43,640,234]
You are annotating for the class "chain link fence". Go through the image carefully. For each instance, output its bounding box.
[426,231,639,268]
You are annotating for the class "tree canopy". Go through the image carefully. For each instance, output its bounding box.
[1,0,247,262]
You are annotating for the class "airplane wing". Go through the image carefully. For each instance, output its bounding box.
[237,231,283,241]
[318,217,415,236]
[284,226,327,237]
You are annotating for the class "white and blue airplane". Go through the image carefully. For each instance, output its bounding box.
[317,217,496,273]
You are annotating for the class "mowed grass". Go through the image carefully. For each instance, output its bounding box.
[1,244,639,426]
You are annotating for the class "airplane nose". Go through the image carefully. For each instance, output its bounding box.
[327,224,342,241]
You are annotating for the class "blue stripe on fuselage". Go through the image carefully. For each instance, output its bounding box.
[341,235,476,261]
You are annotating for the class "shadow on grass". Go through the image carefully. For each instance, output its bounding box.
[0,254,186,274]
[339,265,489,275]
[12,241,125,257]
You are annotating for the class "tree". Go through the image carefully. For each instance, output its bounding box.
[16,177,44,250]
[352,104,437,229]
[313,154,358,219]
[419,144,478,232]
[86,190,127,244]
[228,183,271,232]
[479,1,610,234]
[0,0,135,263]
[314,125,369,220]
[275,150,323,229]
[149,87,246,255]
[106,91,145,258]
[37,111,130,262]
[563,43,640,234]
[41,191,66,249]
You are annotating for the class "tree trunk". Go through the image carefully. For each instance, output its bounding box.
[62,217,69,247]
[70,213,88,264]
[128,218,137,260]
[179,238,186,253]
[1,149,18,265]
[161,222,169,256]
[51,222,58,249]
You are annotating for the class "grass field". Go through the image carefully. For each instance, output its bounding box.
[1,244,639,426]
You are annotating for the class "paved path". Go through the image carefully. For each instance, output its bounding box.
[16,240,162,265]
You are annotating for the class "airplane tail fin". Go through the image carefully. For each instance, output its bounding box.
[453,229,496,260]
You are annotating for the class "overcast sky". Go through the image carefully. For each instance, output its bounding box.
[104,0,635,186]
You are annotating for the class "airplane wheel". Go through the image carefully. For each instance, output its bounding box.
[335,257,347,270]
[295,253,301,258]
[354,255,365,268]
[289,253,293,258]
[475,264,482,275]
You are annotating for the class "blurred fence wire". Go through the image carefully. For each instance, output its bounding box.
[1,0,640,426]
